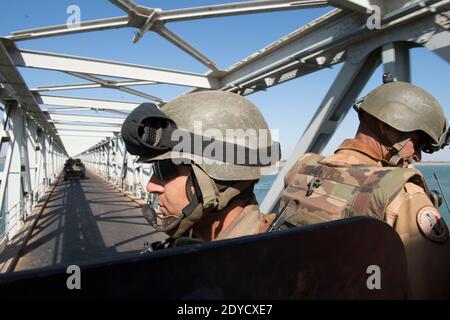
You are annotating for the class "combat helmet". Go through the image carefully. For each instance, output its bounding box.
[354,76,449,165]
[121,90,280,238]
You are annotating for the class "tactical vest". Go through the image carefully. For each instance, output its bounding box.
[278,153,427,229]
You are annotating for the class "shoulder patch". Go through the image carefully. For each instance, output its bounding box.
[416,206,449,243]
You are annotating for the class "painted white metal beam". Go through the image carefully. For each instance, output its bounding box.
[328,0,375,13]
[382,42,410,82]
[55,124,121,132]
[8,16,130,41]
[218,9,350,91]
[0,40,67,154]
[43,107,94,113]
[109,0,146,15]
[49,113,125,125]
[219,1,449,92]
[32,80,157,92]
[424,21,450,64]
[0,102,25,238]
[35,94,140,111]
[117,86,164,102]
[46,110,129,118]
[10,49,219,89]
[67,72,164,102]
[158,0,329,22]
[57,132,115,138]
[54,122,121,128]
[8,1,328,41]
[33,83,102,91]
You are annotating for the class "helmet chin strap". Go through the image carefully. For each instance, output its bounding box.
[360,111,415,167]
[142,204,184,233]
[160,164,254,239]
[385,137,412,167]
[141,167,204,235]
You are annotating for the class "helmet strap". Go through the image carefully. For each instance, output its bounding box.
[166,164,256,239]
[386,137,411,166]
[364,114,412,166]
[163,165,218,238]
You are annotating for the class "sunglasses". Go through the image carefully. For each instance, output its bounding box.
[152,160,182,183]
[409,132,428,151]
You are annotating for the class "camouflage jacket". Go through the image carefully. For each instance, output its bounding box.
[216,199,275,240]
[169,197,275,247]
[277,151,427,229]
[277,139,450,298]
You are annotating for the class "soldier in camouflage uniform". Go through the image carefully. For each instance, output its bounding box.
[276,80,450,298]
[121,91,278,246]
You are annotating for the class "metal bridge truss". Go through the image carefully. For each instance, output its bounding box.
[0,0,449,247]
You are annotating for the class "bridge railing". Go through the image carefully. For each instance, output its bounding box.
[80,136,153,204]
[0,101,65,250]
[0,170,63,245]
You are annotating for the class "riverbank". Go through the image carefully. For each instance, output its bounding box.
[415,162,450,166]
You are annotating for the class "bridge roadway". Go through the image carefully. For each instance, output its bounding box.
[14,170,166,272]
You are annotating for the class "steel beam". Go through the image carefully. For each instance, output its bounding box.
[328,0,378,13]
[382,42,411,82]
[424,21,450,64]
[9,49,219,89]
[26,122,41,204]
[158,0,329,22]
[49,114,125,125]
[261,48,380,213]
[58,132,115,138]
[116,86,164,102]
[36,95,140,111]
[218,9,355,91]
[8,16,129,41]
[55,124,121,132]
[32,80,157,92]
[56,129,118,136]
[39,129,48,191]
[43,108,94,113]
[8,1,328,41]
[218,1,449,93]
[22,118,34,217]
[66,72,164,102]
[33,83,102,92]
[54,122,121,128]
[109,0,145,15]
[0,40,67,154]
[0,102,25,238]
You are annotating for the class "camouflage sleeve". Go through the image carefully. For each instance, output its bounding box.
[386,182,450,299]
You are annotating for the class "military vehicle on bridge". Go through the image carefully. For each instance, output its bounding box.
[63,158,86,181]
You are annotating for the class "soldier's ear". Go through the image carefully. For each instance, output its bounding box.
[380,121,395,136]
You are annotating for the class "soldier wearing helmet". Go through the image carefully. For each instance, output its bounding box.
[121,90,280,248]
[274,78,450,298]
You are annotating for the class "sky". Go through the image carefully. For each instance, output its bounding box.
[0,0,449,160]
